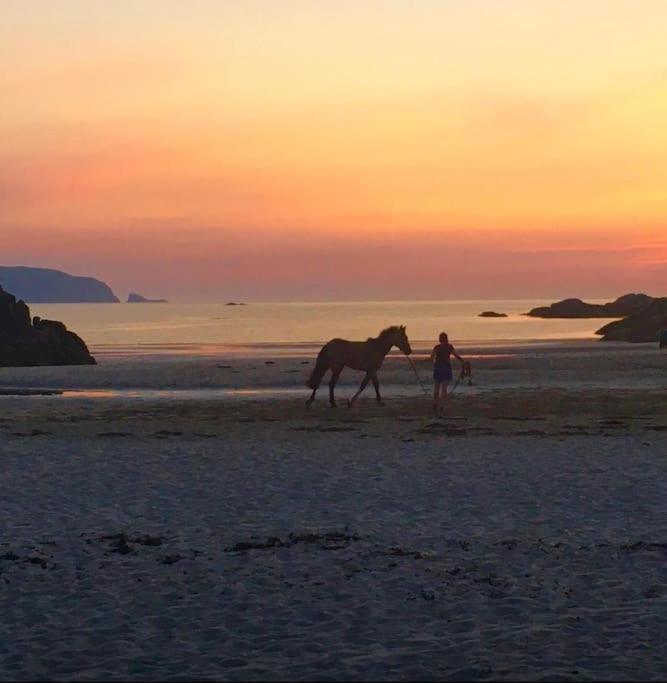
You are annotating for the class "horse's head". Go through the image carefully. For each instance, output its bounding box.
[393,325,412,355]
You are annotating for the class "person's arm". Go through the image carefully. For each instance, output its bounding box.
[450,344,464,364]
[430,346,437,363]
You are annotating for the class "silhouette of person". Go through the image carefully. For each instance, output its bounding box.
[430,332,465,414]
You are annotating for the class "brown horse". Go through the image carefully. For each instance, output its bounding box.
[306,325,412,407]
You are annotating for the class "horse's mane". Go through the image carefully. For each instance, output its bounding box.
[367,326,402,342]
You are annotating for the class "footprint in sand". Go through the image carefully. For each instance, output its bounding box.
[289,425,356,433]
[153,430,183,439]
[417,423,467,436]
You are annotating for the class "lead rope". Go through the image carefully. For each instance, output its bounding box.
[405,354,430,396]
[449,361,472,396]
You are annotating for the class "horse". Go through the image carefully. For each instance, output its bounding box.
[305,325,412,407]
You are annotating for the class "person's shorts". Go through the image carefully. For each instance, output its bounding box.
[433,363,453,382]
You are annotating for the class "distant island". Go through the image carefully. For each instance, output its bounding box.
[478,311,507,318]
[0,266,119,303]
[225,302,247,306]
[127,292,168,303]
[525,293,654,319]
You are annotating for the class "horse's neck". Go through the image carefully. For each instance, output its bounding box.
[371,336,394,357]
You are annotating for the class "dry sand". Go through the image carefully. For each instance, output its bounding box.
[0,343,666,681]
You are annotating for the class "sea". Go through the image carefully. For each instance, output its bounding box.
[28,300,620,358]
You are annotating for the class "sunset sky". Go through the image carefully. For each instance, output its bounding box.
[1,0,666,300]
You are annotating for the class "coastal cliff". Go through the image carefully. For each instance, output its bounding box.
[0,266,119,303]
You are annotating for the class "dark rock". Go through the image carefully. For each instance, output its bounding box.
[478,311,507,318]
[0,286,96,367]
[525,293,655,318]
[596,298,667,342]
[127,292,168,303]
[0,266,118,303]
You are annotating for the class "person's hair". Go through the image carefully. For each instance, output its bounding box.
[439,332,448,344]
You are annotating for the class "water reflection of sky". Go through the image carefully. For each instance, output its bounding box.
[29,301,618,352]
[1,386,486,402]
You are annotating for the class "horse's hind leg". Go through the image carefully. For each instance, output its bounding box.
[371,373,384,406]
[306,387,317,407]
[348,372,371,408]
[329,367,342,407]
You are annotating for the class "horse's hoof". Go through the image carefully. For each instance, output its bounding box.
[377,400,385,407]
[347,399,353,409]
[305,399,313,407]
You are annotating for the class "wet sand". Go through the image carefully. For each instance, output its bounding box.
[1,344,666,681]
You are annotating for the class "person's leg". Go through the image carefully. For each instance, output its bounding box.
[439,382,449,413]
[433,381,440,413]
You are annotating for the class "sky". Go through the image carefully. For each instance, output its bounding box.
[1,0,666,301]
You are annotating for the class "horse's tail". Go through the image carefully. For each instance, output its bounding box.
[306,345,330,389]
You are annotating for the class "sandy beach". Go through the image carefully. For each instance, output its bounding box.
[5,0,667,678]
[1,343,666,681]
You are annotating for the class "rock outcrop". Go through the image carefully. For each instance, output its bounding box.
[127,292,168,303]
[478,311,507,318]
[0,266,119,303]
[595,298,667,343]
[526,293,655,318]
[0,286,96,366]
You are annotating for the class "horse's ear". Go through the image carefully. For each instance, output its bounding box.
[401,325,406,331]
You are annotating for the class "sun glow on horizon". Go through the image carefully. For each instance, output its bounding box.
[1,0,666,299]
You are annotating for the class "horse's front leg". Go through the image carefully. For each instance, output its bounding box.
[371,373,384,406]
[348,372,371,408]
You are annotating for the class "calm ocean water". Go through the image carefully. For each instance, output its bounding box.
[29,300,620,357]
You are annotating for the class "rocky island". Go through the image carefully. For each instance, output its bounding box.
[127,293,168,303]
[596,298,667,343]
[478,311,508,318]
[0,266,119,303]
[0,286,96,366]
[525,293,654,319]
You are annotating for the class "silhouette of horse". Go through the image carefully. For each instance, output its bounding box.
[306,325,412,407]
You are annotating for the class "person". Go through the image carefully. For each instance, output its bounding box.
[430,332,465,414]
